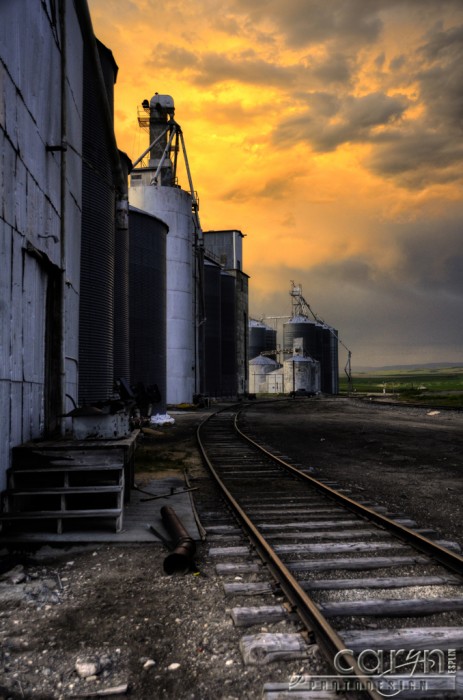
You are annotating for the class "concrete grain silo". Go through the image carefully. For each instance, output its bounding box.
[284,355,320,395]
[130,184,195,404]
[129,94,197,405]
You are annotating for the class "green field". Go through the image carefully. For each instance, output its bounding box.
[339,366,463,407]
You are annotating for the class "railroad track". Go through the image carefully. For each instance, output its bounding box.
[197,403,463,699]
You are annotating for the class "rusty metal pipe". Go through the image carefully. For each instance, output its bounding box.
[161,506,196,574]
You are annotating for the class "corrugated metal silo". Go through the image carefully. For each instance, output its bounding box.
[78,42,116,405]
[249,320,277,360]
[220,272,236,396]
[249,320,267,359]
[265,326,277,357]
[128,206,168,414]
[129,184,195,405]
[283,316,319,359]
[204,259,222,396]
[320,324,339,394]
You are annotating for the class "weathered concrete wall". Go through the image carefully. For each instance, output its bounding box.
[283,357,321,394]
[0,1,83,489]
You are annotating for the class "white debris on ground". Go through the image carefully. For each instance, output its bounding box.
[150,413,175,426]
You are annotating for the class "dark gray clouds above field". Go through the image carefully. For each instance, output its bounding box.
[89,0,463,365]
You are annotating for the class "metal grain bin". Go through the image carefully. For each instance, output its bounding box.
[78,44,116,405]
[128,206,168,414]
[204,260,222,396]
[283,316,319,360]
[249,320,267,359]
[220,272,236,396]
[320,324,339,395]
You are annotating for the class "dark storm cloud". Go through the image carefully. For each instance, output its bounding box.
[263,17,463,188]
[375,52,386,69]
[150,44,304,88]
[275,92,408,151]
[389,54,406,71]
[317,216,463,301]
[368,131,463,188]
[307,52,354,85]
[228,0,384,47]
[223,175,296,202]
[366,23,463,187]
[150,43,355,90]
[286,217,463,362]
[298,91,341,118]
[418,23,463,129]
[396,221,463,297]
[226,0,463,52]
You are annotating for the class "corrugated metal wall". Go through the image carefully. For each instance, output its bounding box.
[0,1,83,489]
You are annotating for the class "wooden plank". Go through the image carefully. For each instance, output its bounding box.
[241,496,323,504]
[320,597,463,617]
[224,582,274,596]
[0,509,122,520]
[266,529,384,541]
[302,575,461,590]
[216,563,262,575]
[231,605,287,627]
[259,519,360,530]
[7,486,123,495]
[275,542,406,554]
[250,508,340,516]
[434,540,461,552]
[239,632,309,665]
[205,525,242,534]
[209,546,250,557]
[341,627,463,651]
[222,470,281,476]
[10,464,125,473]
[288,555,428,572]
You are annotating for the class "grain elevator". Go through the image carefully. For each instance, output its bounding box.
[129,95,201,405]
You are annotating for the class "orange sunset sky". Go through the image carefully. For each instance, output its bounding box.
[88,0,463,368]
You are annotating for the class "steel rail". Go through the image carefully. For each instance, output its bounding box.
[234,407,463,578]
[197,407,384,700]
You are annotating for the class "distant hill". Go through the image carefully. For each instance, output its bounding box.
[353,362,463,373]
